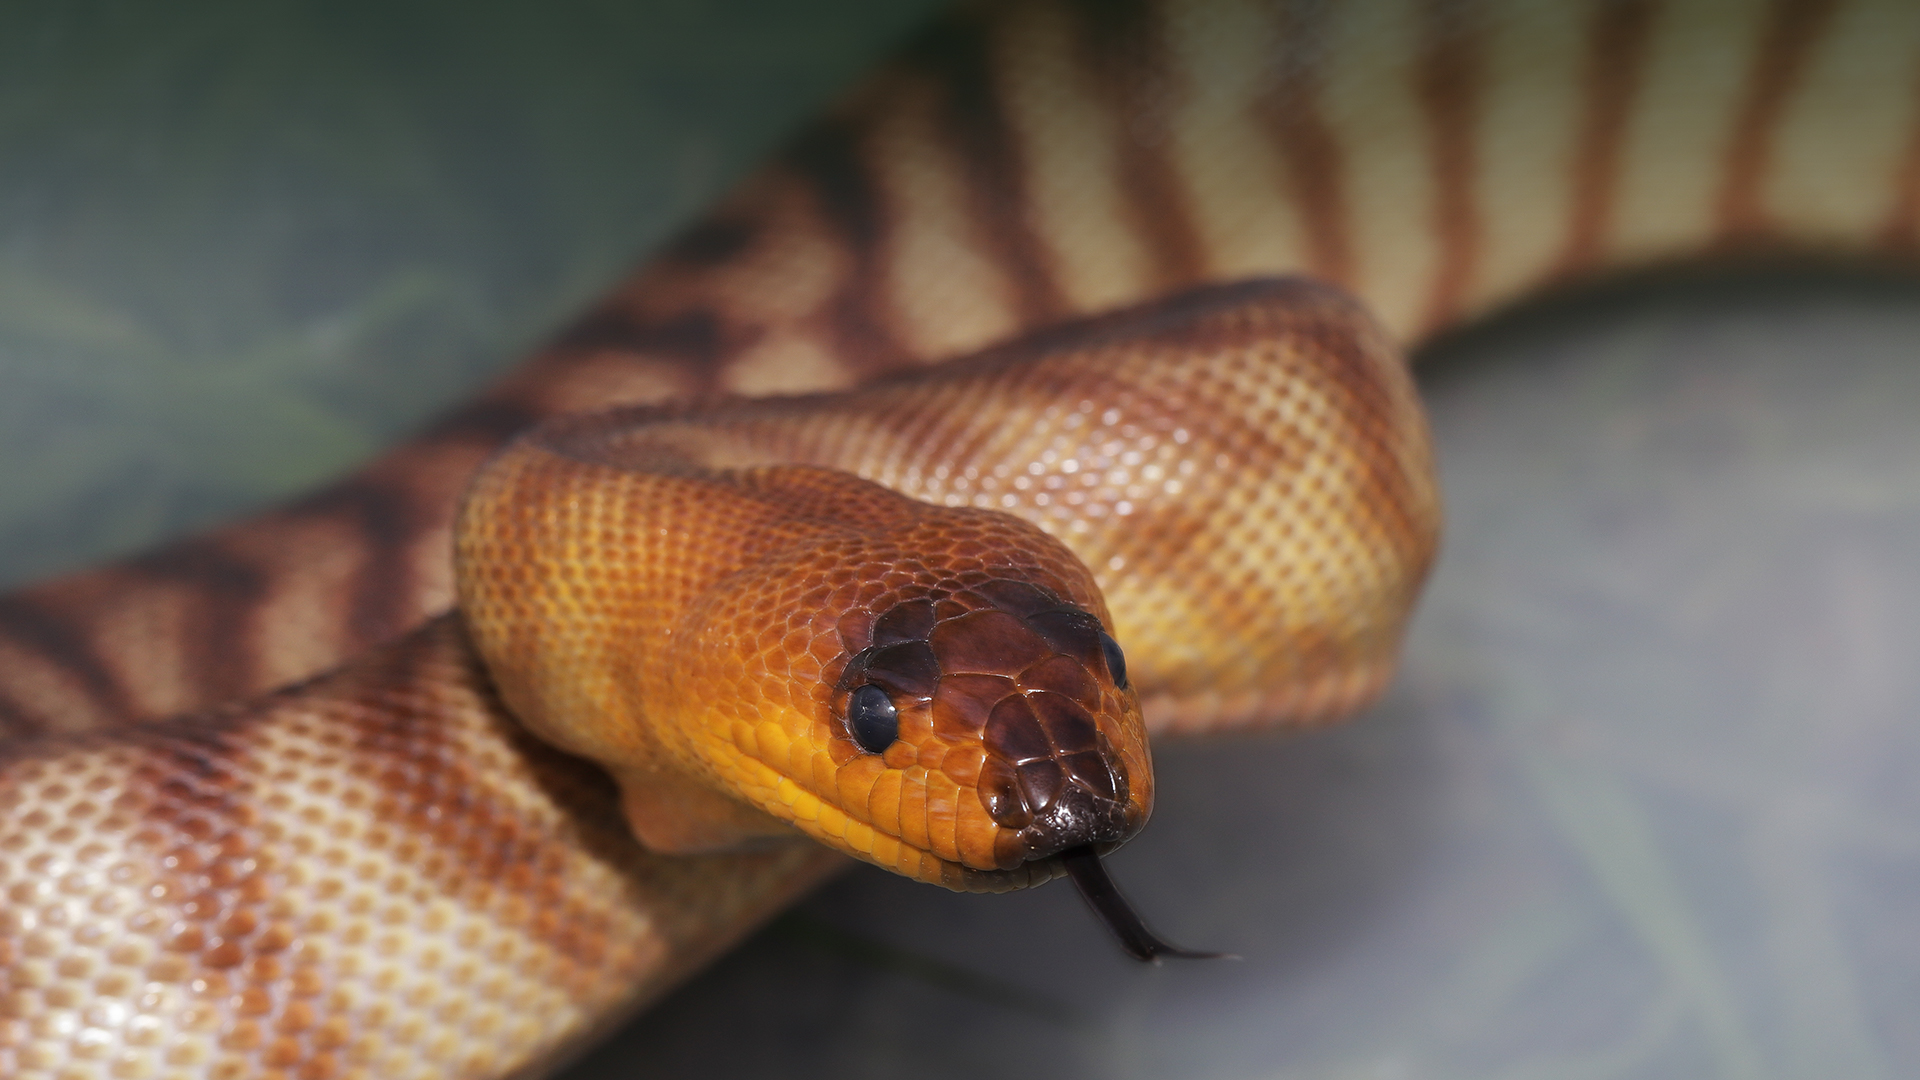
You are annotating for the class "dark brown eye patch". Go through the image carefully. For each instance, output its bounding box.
[859,641,940,698]
[871,598,936,647]
[833,581,1127,758]
[971,579,1064,618]
[1026,608,1102,659]
[1024,609,1128,691]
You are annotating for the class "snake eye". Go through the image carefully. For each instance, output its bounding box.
[1098,632,1129,691]
[847,684,899,753]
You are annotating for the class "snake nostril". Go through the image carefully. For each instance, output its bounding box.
[980,759,1033,828]
[1016,783,1132,860]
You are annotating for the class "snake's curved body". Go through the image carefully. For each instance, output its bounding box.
[3,0,1919,1077]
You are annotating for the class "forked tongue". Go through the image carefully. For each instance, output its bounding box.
[1059,845,1232,963]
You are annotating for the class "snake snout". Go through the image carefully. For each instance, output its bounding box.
[974,678,1137,859]
[902,577,1152,869]
[1001,761,1135,859]
[825,537,1155,884]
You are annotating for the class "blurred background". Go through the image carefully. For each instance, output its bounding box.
[1,2,1915,1078]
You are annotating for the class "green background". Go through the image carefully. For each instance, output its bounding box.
[0,0,944,590]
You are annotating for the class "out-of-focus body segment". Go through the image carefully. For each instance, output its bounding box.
[0,620,845,1080]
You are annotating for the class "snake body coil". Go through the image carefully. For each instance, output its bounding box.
[4,0,1920,1077]
[0,281,1435,1078]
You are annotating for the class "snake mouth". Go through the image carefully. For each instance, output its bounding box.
[1005,769,1135,861]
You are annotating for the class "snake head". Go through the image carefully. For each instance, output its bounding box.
[831,575,1151,881]
[665,498,1154,892]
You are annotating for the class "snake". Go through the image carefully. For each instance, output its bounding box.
[1,0,1916,1076]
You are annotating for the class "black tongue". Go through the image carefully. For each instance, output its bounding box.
[1059,845,1232,963]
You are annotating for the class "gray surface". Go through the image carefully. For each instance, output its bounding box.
[1,5,1916,1078]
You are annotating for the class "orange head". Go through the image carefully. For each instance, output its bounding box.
[834,577,1141,864]
[456,431,1153,891]
[654,483,1155,891]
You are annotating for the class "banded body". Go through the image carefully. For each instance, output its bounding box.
[0,0,1917,1079]
[452,281,1429,885]
[8,0,1917,740]
[1,277,1435,1079]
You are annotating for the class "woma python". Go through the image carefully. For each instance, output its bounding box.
[2,0,1917,1077]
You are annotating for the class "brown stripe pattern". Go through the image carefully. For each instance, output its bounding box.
[1260,0,1355,287]
[5,0,1916,742]
[1882,68,1920,251]
[1557,0,1662,272]
[0,618,841,1078]
[1716,0,1847,241]
[1414,0,1487,332]
[1066,0,1213,289]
